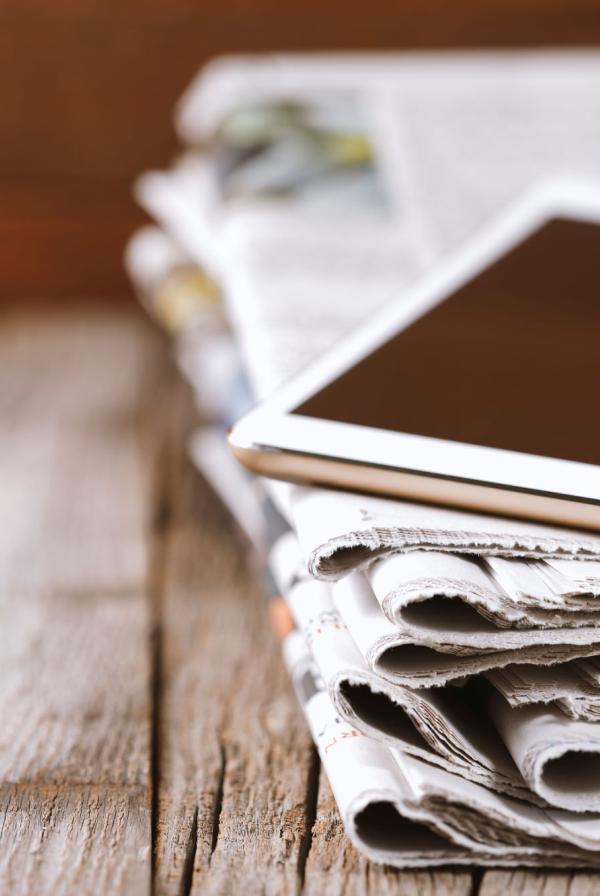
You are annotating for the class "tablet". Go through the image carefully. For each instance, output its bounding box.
[229,183,600,529]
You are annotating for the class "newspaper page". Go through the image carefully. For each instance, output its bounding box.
[272,533,600,813]
[278,561,600,866]
[172,51,600,396]
[128,49,600,866]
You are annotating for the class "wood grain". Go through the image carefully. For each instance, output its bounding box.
[151,385,319,895]
[0,306,162,593]
[0,307,169,894]
[1,304,599,894]
[479,871,600,895]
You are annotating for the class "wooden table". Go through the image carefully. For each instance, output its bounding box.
[1,304,598,895]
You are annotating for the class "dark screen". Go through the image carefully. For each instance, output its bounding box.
[294,219,600,466]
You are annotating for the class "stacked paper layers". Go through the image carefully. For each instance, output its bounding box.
[125,51,600,866]
[274,533,600,867]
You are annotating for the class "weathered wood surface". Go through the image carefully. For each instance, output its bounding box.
[0,304,598,894]
[0,307,160,893]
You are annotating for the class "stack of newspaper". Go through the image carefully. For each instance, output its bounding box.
[126,52,600,867]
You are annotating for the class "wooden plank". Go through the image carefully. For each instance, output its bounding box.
[0,305,162,592]
[152,389,319,895]
[303,771,473,896]
[0,306,167,894]
[0,606,150,895]
[479,870,600,895]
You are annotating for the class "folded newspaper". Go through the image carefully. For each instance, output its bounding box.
[126,50,600,866]
[276,534,600,866]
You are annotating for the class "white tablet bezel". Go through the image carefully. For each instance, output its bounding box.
[229,180,600,509]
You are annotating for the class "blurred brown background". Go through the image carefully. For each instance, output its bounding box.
[3,0,600,302]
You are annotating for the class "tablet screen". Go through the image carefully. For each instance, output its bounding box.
[294,218,600,466]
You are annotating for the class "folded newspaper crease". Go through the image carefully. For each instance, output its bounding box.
[488,691,600,812]
[487,663,600,721]
[126,50,600,867]
[271,533,535,803]
[331,569,600,688]
[370,554,600,633]
[272,532,600,813]
[281,586,600,866]
[289,487,600,581]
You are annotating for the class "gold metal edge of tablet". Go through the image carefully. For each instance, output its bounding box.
[231,443,600,532]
